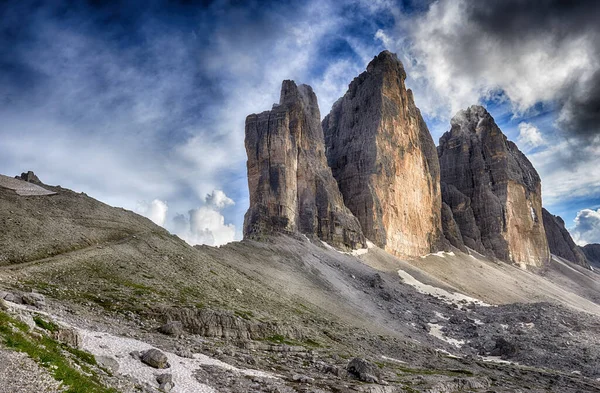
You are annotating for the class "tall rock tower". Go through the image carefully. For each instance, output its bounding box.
[438,105,550,267]
[323,51,443,258]
[244,80,365,250]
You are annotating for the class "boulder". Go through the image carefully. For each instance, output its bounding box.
[141,349,170,369]
[346,357,380,383]
[21,292,45,308]
[53,325,81,347]
[158,321,183,336]
[244,80,365,250]
[156,373,174,392]
[438,105,550,267]
[96,355,119,375]
[323,51,444,258]
[542,208,589,267]
[491,337,518,358]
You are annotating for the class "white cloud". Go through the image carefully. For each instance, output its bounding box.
[375,0,597,122]
[205,190,234,209]
[517,122,545,151]
[171,190,236,247]
[570,208,600,246]
[136,199,168,227]
[527,137,600,206]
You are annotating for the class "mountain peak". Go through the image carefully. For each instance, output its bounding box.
[366,50,406,79]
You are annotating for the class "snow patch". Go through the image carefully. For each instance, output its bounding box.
[397,269,490,306]
[381,355,406,364]
[427,323,465,347]
[480,356,519,365]
[420,251,455,259]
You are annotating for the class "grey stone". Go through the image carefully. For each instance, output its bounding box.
[438,105,550,267]
[52,325,81,347]
[96,355,119,375]
[21,292,45,308]
[346,357,380,383]
[156,373,174,391]
[441,201,467,252]
[141,349,170,369]
[542,208,589,267]
[323,50,444,258]
[16,171,41,184]
[582,244,600,268]
[291,373,314,383]
[129,351,141,360]
[158,321,183,336]
[243,80,365,251]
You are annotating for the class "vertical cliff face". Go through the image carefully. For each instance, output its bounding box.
[244,80,365,250]
[438,105,550,267]
[582,244,600,268]
[542,208,589,267]
[322,51,443,258]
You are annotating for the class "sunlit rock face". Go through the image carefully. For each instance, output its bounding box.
[322,51,444,259]
[438,105,550,267]
[243,80,365,250]
[542,208,589,267]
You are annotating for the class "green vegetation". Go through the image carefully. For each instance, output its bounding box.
[0,311,116,393]
[234,309,254,320]
[33,315,59,332]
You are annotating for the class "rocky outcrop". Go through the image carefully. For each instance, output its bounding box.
[16,171,41,184]
[441,182,484,253]
[438,105,550,267]
[323,51,443,258]
[244,80,365,250]
[441,202,467,252]
[582,244,600,268]
[542,208,589,267]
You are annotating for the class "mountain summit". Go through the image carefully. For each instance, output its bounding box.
[438,105,550,267]
[243,80,365,250]
[322,51,444,258]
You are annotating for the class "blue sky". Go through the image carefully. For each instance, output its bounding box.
[1,0,599,246]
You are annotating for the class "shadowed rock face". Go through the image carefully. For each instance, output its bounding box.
[322,51,443,258]
[243,80,365,250]
[438,105,550,267]
[582,244,600,268]
[542,208,589,267]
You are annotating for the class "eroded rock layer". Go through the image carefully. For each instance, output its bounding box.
[244,80,365,250]
[323,51,443,258]
[582,244,600,268]
[438,105,550,267]
[542,208,589,267]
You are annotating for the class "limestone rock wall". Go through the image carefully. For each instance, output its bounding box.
[322,51,443,258]
[438,105,550,267]
[542,208,589,267]
[582,244,600,268]
[244,80,365,250]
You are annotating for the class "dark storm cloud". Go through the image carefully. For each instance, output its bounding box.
[464,0,600,139]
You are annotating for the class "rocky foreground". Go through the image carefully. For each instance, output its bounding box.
[1,174,600,392]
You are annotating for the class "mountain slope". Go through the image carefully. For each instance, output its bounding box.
[2,174,600,392]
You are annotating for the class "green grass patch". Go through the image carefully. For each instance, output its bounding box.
[33,316,59,332]
[234,310,254,320]
[0,311,116,393]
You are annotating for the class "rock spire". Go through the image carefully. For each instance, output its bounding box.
[243,80,365,250]
[438,105,550,267]
[322,51,444,258]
